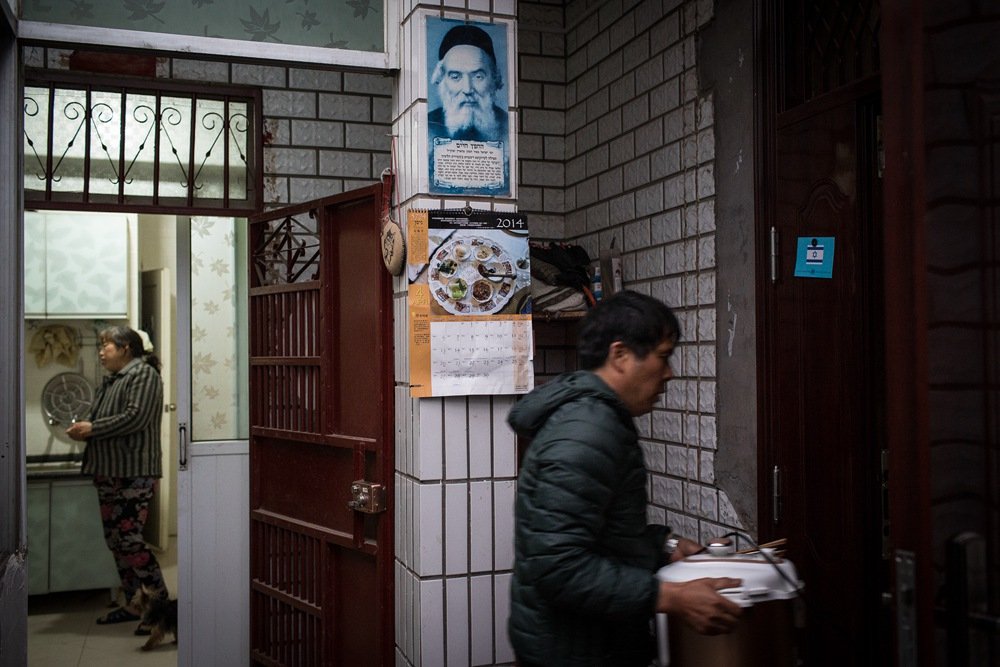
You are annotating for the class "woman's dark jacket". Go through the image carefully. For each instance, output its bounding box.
[507,371,669,666]
[82,358,163,478]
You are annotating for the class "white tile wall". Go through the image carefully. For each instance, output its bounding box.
[417,398,443,480]
[420,578,446,665]
[470,575,494,665]
[446,578,471,664]
[468,398,493,478]
[494,574,515,662]
[396,561,415,662]
[23,45,44,68]
[493,481,516,570]
[417,482,444,576]
[444,398,470,479]
[491,396,518,476]
[469,481,493,571]
[445,483,470,575]
[231,63,285,87]
[394,4,524,660]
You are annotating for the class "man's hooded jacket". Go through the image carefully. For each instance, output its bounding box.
[507,370,670,666]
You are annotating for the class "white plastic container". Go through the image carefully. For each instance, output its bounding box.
[655,553,803,667]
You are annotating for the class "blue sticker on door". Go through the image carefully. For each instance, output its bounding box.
[794,236,835,279]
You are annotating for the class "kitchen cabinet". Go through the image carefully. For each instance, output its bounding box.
[24,211,130,319]
[26,485,50,596]
[27,477,119,595]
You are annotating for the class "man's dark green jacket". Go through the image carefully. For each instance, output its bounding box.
[507,370,669,666]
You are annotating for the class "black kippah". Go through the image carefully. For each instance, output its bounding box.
[438,24,496,64]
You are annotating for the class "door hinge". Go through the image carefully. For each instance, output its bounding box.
[877,115,885,179]
[895,550,917,667]
[772,464,781,524]
[881,449,890,559]
[770,226,779,284]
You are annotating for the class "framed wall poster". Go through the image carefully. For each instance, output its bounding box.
[426,17,510,196]
[407,209,532,397]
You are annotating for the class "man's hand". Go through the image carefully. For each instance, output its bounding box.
[670,537,705,562]
[65,421,93,441]
[656,578,743,635]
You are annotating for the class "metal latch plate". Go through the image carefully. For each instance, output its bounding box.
[348,480,386,514]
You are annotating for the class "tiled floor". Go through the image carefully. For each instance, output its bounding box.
[28,540,177,667]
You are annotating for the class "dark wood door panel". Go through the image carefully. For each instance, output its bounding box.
[766,94,885,665]
[325,198,392,440]
[329,547,380,664]
[253,437,357,530]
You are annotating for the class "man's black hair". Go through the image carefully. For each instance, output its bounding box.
[577,290,681,370]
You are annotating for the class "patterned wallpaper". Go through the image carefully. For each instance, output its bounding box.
[190,216,248,441]
[21,0,384,52]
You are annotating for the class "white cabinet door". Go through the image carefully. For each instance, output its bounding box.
[47,479,119,593]
[23,210,130,319]
[26,483,50,595]
[24,213,47,317]
[45,213,129,318]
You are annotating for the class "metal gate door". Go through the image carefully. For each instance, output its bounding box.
[248,184,394,666]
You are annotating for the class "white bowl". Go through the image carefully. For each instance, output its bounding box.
[706,544,733,557]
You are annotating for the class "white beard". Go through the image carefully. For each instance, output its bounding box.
[441,90,499,139]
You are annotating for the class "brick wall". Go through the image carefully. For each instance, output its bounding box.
[518,0,567,241]
[517,0,744,543]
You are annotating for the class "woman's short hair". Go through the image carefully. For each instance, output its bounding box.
[99,325,161,373]
[577,291,681,370]
[99,326,143,357]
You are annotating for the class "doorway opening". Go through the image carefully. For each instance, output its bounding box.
[24,210,250,666]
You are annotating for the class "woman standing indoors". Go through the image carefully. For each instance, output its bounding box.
[66,325,168,632]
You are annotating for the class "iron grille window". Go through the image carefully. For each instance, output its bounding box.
[23,72,262,214]
[780,0,880,109]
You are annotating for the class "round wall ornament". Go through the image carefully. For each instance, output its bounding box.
[379,168,405,275]
[381,216,406,275]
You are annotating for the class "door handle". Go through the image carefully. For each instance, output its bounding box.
[178,422,188,471]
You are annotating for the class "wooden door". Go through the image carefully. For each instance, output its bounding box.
[248,185,394,666]
[761,85,888,665]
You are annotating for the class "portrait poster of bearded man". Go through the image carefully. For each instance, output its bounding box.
[426,18,511,196]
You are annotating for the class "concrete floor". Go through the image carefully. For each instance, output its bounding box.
[27,541,177,667]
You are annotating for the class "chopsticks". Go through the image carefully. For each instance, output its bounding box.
[735,538,786,554]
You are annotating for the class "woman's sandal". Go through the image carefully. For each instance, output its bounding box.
[96,606,140,624]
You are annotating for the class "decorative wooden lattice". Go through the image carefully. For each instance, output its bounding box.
[252,213,321,286]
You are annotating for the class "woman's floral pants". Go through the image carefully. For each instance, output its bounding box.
[93,475,168,604]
